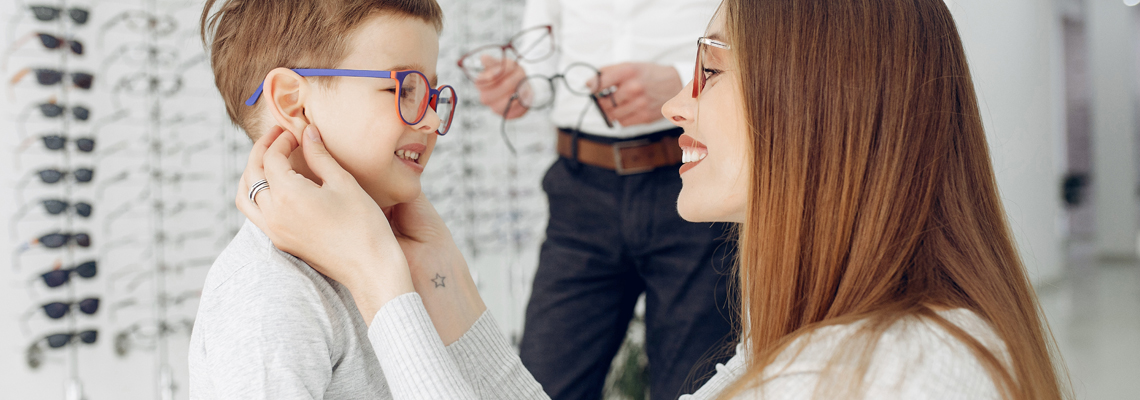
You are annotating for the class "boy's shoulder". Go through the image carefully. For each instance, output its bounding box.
[201,221,342,307]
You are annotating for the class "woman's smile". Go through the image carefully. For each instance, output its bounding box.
[679,134,708,175]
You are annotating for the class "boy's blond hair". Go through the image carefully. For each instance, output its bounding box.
[200,0,443,139]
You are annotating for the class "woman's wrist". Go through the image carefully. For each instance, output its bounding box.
[346,251,416,324]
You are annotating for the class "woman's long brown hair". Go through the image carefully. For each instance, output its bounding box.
[720,0,1066,398]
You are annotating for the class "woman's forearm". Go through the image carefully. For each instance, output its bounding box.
[408,243,488,345]
[341,250,417,324]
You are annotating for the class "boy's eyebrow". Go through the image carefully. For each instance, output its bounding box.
[388,64,438,86]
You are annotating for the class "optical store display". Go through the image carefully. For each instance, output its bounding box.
[1,0,554,399]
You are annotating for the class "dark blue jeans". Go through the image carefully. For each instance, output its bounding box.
[519,155,738,400]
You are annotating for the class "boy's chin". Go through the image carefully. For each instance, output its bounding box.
[370,184,421,208]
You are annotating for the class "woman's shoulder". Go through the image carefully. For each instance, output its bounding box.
[754,309,1006,399]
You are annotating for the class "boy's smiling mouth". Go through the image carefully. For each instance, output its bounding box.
[396,143,427,171]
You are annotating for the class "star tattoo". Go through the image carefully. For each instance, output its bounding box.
[431,273,446,288]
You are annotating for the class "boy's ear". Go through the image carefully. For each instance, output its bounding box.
[262,68,312,138]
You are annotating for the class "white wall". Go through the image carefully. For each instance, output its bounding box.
[1088,0,1139,261]
[945,0,1067,284]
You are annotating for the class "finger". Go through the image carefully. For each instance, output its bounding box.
[245,126,285,185]
[476,66,525,103]
[299,125,352,185]
[608,98,650,125]
[595,63,639,93]
[263,128,303,192]
[235,182,269,232]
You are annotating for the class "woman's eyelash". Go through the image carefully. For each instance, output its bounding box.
[703,68,722,77]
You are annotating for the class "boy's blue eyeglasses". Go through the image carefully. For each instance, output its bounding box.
[245,69,457,135]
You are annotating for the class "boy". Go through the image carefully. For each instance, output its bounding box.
[189,0,453,398]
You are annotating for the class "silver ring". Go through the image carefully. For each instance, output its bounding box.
[248,179,269,205]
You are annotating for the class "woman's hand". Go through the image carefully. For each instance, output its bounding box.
[388,193,488,344]
[235,125,414,321]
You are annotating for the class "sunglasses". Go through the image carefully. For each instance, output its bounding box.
[40,298,100,319]
[25,33,83,55]
[37,168,94,184]
[33,232,91,249]
[38,261,97,288]
[11,68,93,90]
[42,330,98,348]
[40,135,95,152]
[29,6,89,25]
[42,199,93,217]
[692,37,732,98]
[34,103,90,121]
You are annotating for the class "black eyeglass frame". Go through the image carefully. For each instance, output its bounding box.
[457,25,556,82]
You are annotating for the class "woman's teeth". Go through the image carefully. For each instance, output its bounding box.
[396,149,421,163]
[682,148,707,163]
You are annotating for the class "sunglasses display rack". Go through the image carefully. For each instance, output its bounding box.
[2,0,248,399]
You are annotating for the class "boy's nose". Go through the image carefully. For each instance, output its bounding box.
[414,106,442,134]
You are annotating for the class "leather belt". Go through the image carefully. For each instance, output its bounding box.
[557,129,683,175]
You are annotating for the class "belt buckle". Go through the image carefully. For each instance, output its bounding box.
[612,139,654,176]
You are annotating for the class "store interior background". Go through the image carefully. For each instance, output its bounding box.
[0,0,1137,399]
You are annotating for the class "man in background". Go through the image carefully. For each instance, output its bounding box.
[470,1,736,399]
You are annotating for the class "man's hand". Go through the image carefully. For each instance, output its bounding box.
[474,56,530,119]
[593,62,683,127]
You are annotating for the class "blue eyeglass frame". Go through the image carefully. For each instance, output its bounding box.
[244,68,457,135]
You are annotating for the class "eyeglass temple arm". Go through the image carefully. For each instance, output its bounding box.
[245,69,395,106]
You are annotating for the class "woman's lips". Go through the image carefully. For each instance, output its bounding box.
[678,134,708,175]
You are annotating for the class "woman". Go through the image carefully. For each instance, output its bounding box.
[236,0,1067,398]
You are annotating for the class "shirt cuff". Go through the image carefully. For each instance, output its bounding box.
[446,310,548,399]
[368,292,477,399]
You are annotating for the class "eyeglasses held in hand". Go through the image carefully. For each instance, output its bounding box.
[693,37,731,98]
[34,261,98,288]
[245,69,457,135]
[29,6,89,25]
[10,68,93,89]
[499,63,612,153]
[458,25,555,82]
[11,32,83,55]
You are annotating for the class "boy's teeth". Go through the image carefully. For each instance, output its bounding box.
[396,150,421,162]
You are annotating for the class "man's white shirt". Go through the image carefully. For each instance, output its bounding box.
[521,0,720,138]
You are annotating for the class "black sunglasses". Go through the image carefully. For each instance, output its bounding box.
[39,261,97,288]
[34,33,83,55]
[29,6,89,25]
[40,298,100,319]
[42,199,93,217]
[24,69,93,89]
[35,232,91,249]
[38,103,90,121]
[37,168,94,184]
[40,135,95,152]
[43,330,98,348]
